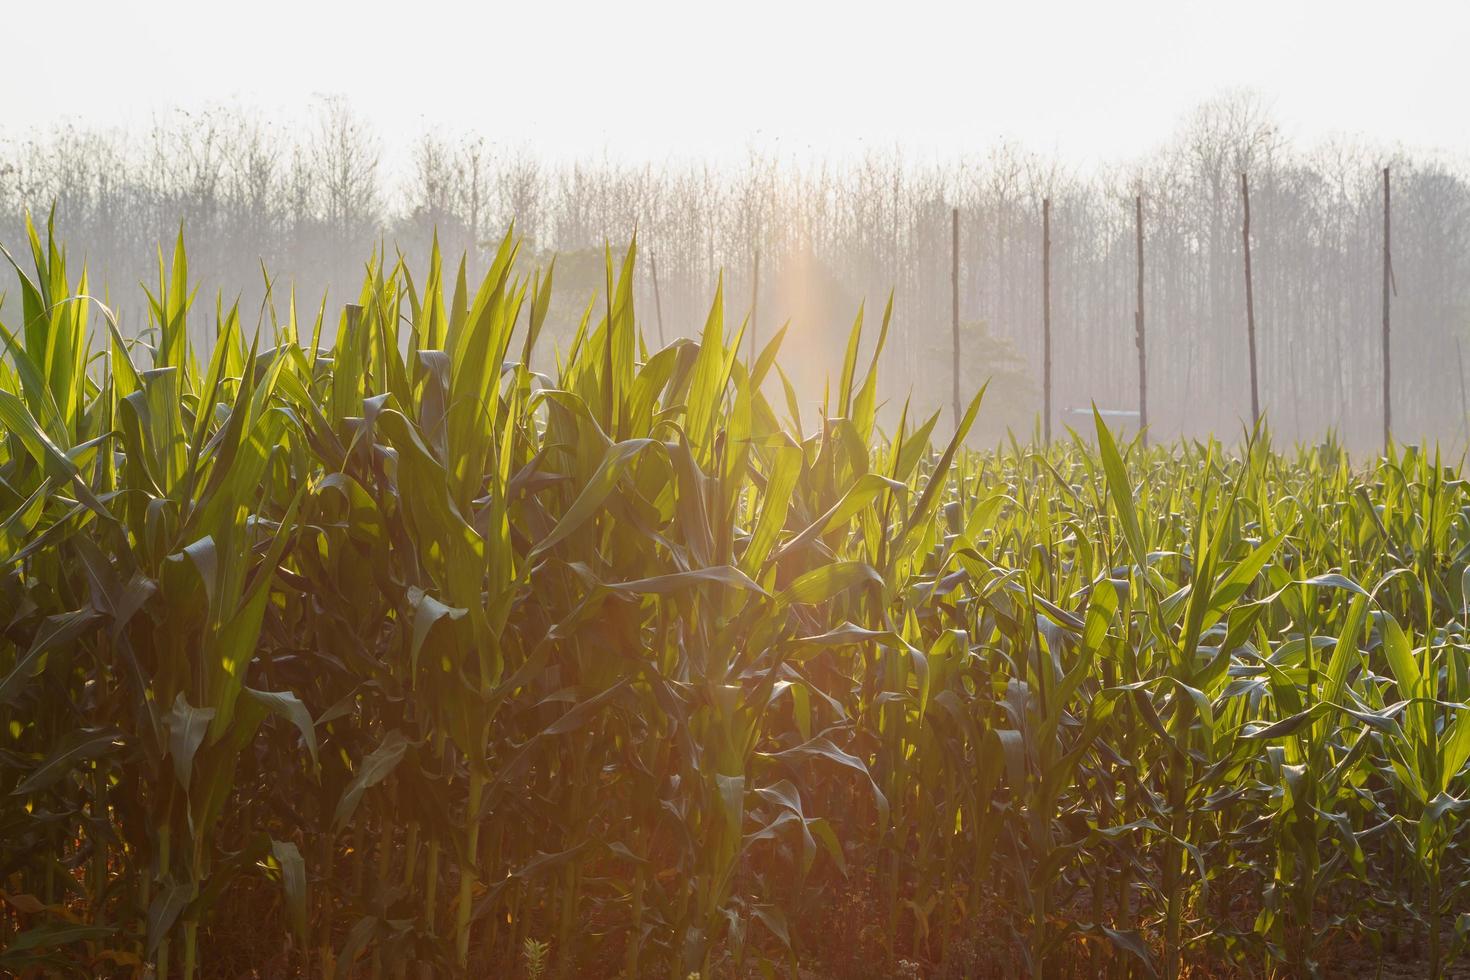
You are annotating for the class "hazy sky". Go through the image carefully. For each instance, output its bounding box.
[7,0,1467,168]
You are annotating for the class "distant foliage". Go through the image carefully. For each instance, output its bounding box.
[3,92,1470,446]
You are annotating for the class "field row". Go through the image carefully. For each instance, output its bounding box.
[2,218,1468,977]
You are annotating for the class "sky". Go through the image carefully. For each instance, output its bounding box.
[6,0,1468,169]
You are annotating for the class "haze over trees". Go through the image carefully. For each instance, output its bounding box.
[2,92,1466,448]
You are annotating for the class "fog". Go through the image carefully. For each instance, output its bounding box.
[2,91,1468,449]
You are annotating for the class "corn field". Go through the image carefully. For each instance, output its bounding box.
[4,214,1470,978]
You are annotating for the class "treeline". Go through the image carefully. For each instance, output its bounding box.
[2,93,1468,447]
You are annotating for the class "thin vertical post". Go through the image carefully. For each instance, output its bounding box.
[750,248,760,364]
[951,207,961,428]
[1042,197,1052,443]
[1135,195,1148,446]
[1242,172,1260,428]
[650,250,667,348]
[1382,165,1392,451]
[1457,337,1468,450]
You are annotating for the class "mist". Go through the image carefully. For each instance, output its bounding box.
[2,91,1466,450]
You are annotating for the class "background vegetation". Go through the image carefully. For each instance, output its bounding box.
[4,92,1470,448]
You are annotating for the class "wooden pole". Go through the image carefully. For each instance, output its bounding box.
[1242,172,1260,428]
[1135,195,1148,446]
[750,248,760,364]
[1457,337,1468,451]
[650,250,667,348]
[1382,165,1392,451]
[1042,197,1052,444]
[951,207,961,428]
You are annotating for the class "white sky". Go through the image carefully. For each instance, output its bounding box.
[6,0,1468,169]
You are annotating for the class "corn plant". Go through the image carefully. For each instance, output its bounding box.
[5,214,1470,978]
